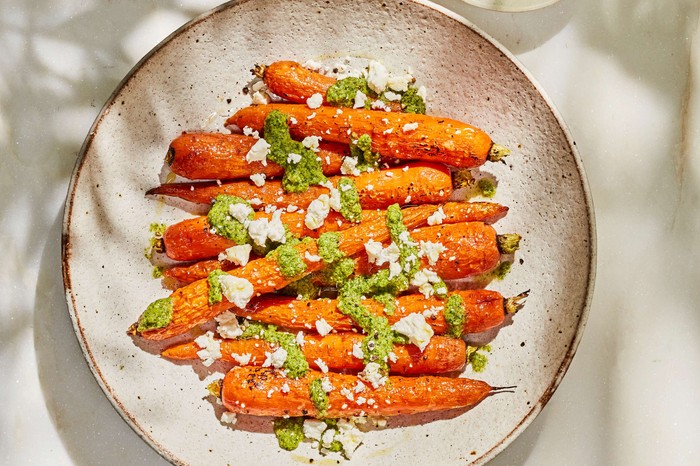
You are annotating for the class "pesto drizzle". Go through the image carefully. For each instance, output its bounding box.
[240,322,309,378]
[337,177,362,222]
[207,269,227,305]
[207,195,253,244]
[309,378,329,417]
[349,134,381,172]
[444,294,466,338]
[137,297,173,332]
[273,417,305,451]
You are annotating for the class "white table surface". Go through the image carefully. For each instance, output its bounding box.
[2,0,699,464]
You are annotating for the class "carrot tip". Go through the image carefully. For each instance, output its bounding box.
[252,63,266,78]
[497,234,521,254]
[451,169,474,190]
[488,143,510,163]
[504,290,530,315]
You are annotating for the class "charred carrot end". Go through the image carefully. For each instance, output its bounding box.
[504,290,530,315]
[221,367,493,418]
[161,333,466,375]
[225,104,494,169]
[496,233,521,254]
[488,143,511,163]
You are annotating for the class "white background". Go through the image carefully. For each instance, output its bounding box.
[1,0,699,464]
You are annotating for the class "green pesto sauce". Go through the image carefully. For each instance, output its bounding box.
[337,177,362,223]
[137,297,173,332]
[264,110,327,193]
[321,257,356,286]
[144,222,166,261]
[271,242,307,278]
[493,261,512,280]
[349,134,381,172]
[444,294,466,338]
[309,378,329,417]
[207,269,227,305]
[400,87,426,114]
[316,232,344,264]
[280,275,320,300]
[207,195,253,243]
[152,266,164,279]
[386,204,421,279]
[326,77,374,107]
[273,417,305,451]
[240,322,309,378]
[477,178,497,198]
[373,292,396,315]
[467,345,492,373]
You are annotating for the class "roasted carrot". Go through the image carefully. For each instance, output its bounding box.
[221,366,492,417]
[168,132,347,180]
[257,61,402,111]
[225,104,509,168]
[236,289,521,336]
[164,221,501,285]
[147,162,451,207]
[162,201,508,262]
[162,333,466,375]
[133,204,440,340]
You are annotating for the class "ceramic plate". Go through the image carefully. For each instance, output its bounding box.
[62,0,595,464]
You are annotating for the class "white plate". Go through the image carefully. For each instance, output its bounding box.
[62,0,595,464]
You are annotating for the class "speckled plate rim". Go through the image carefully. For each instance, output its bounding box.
[61,1,596,464]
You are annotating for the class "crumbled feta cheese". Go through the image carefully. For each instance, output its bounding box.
[366,183,374,190]
[387,73,413,92]
[251,90,270,105]
[356,397,366,406]
[321,428,336,448]
[215,311,244,339]
[427,206,446,226]
[388,352,398,363]
[295,331,305,347]
[340,156,361,176]
[218,244,252,266]
[249,173,266,187]
[303,419,327,441]
[267,210,286,243]
[392,313,434,352]
[249,197,263,206]
[315,318,333,336]
[321,377,334,393]
[306,93,323,109]
[385,171,394,178]
[402,165,409,172]
[335,419,365,459]
[245,138,270,165]
[383,91,402,102]
[341,387,355,401]
[314,358,329,373]
[305,194,331,230]
[243,126,260,138]
[422,306,443,319]
[382,127,394,135]
[305,251,322,262]
[286,204,298,213]
[388,261,402,279]
[359,362,386,388]
[353,380,367,393]
[419,240,447,266]
[281,382,290,393]
[398,230,418,247]
[353,90,368,109]
[262,346,288,369]
[365,241,401,266]
[220,411,237,426]
[247,218,270,247]
[352,342,364,359]
[302,135,322,152]
[417,85,427,100]
[402,122,419,132]
[370,99,388,111]
[194,331,221,366]
[230,352,251,365]
[367,61,389,93]
[218,275,254,308]
[229,202,253,224]
[404,195,412,204]
[287,152,302,164]
[307,112,317,120]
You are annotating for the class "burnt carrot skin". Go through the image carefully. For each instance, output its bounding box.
[168,132,347,180]
[260,61,402,111]
[162,201,508,263]
[135,204,440,340]
[164,221,500,285]
[238,289,507,336]
[221,367,492,417]
[225,104,498,168]
[162,333,466,375]
[147,162,452,207]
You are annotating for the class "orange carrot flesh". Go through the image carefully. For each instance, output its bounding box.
[164,221,500,285]
[162,333,466,375]
[225,104,494,168]
[147,162,452,207]
[137,204,439,340]
[168,132,347,180]
[222,367,492,417]
[262,61,337,105]
[162,201,507,263]
[240,289,506,336]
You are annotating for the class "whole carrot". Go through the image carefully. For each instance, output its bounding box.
[221,366,493,417]
[167,132,347,180]
[162,333,466,375]
[133,204,440,340]
[162,201,508,263]
[225,104,509,168]
[147,162,451,206]
[236,289,524,336]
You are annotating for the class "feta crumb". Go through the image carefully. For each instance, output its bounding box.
[315,318,333,336]
[303,419,327,441]
[340,156,361,176]
[353,90,368,109]
[281,382,290,393]
[417,85,427,100]
[243,126,260,138]
[391,313,434,352]
[306,93,324,109]
[289,116,298,125]
[287,152,302,164]
[247,218,270,247]
[295,331,305,347]
[218,275,254,308]
[230,352,251,365]
[365,241,400,266]
[356,396,366,406]
[251,90,269,105]
[371,99,388,111]
[388,261,402,279]
[427,206,447,226]
[262,346,288,369]
[366,183,374,190]
[419,240,447,266]
[267,210,287,243]
[218,244,252,266]
[335,419,365,459]
[249,197,263,206]
[249,173,266,187]
[402,122,419,132]
[307,111,317,120]
[194,331,221,366]
[229,202,253,224]
[286,204,298,213]
[215,311,244,339]
[352,341,364,360]
[359,363,386,389]
[314,358,329,373]
[220,411,237,426]
[305,251,322,262]
[302,135,322,152]
[367,61,389,93]
[382,127,394,135]
[245,138,270,165]
[383,91,402,102]
[321,377,334,393]
[387,73,413,92]
[305,194,331,230]
[341,387,355,401]
[321,428,336,448]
